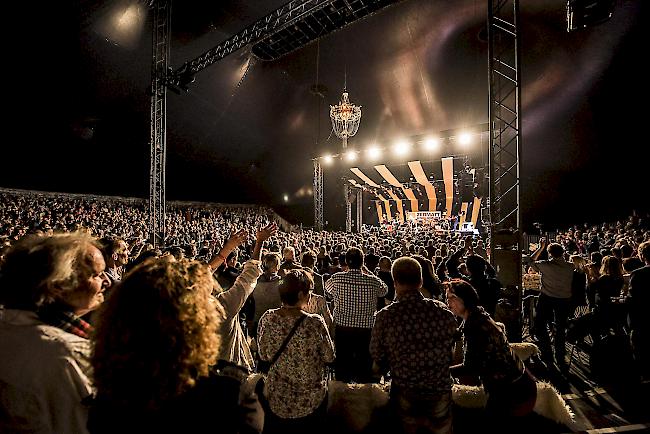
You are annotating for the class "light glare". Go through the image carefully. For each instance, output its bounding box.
[458,132,472,146]
[393,141,410,156]
[345,151,357,162]
[367,146,381,159]
[424,138,440,150]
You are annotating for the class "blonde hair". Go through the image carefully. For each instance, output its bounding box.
[0,232,99,310]
[599,255,623,279]
[92,256,224,409]
[570,255,587,273]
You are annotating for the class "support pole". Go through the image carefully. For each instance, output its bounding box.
[313,159,323,230]
[149,0,171,248]
[344,183,352,233]
[355,188,362,232]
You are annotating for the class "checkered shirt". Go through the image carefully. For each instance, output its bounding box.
[325,269,387,328]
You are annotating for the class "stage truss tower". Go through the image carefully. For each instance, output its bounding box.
[355,188,363,232]
[344,183,352,233]
[313,159,323,230]
[149,0,171,247]
[488,0,523,339]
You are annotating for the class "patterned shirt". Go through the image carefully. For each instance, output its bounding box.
[325,269,388,328]
[370,291,457,394]
[461,307,525,392]
[257,311,335,418]
[38,302,93,339]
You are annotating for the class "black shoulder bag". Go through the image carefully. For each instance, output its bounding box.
[257,314,306,374]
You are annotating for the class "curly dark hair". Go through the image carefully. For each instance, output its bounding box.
[92,255,224,410]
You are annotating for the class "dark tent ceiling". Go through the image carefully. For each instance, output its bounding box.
[4,0,648,230]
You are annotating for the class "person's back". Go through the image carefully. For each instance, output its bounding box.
[370,257,456,434]
[252,253,283,332]
[88,371,258,434]
[325,248,387,382]
[252,273,281,326]
[89,255,264,434]
[371,294,456,392]
[627,241,650,380]
[533,256,574,299]
[528,240,574,369]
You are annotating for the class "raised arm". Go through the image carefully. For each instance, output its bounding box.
[207,229,248,272]
[252,223,278,261]
[531,237,547,261]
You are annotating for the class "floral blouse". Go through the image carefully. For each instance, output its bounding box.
[257,310,335,418]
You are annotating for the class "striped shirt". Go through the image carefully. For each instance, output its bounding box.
[325,269,387,328]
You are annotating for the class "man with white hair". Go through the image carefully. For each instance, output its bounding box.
[279,245,301,277]
[0,232,111,434]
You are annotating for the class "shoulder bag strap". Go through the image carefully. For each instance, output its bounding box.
[268,314,307,368]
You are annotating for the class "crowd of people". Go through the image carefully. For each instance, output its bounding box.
[1,189,649,434]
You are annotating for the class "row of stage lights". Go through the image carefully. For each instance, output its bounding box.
[317,131,477,164]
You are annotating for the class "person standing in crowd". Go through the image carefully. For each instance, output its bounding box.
[98,236,129,284]
[626,241,650,381]
[325,247,387,383]
[376,256,395,309]
[446,280,537,426]
[88,255,263,434]
[370,257,457,434]
[301,249,325,296]
[588,255,625,335]
[279,246,301,277]
[0,232,111,434]
[210,223,278,373]
[411,254,442,299]
[527,237,574,371]
[251,252,282,338]
[257,269,335,434]
[465,255,502,317]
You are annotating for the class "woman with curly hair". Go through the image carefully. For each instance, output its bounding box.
[88,255,263,434]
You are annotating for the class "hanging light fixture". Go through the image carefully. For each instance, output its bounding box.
[330,90,361,149]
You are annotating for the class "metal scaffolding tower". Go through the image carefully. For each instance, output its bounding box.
[313,159,323,230]
[149,0,171,247]
[355,188,363,232]
[488,0,523,340]
[344,183,352,233]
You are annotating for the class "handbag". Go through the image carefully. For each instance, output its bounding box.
[257,314,306,374]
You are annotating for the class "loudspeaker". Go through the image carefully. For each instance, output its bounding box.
[492,248,522,289]
[567,0,615,32]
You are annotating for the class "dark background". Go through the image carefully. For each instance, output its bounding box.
[3,0,647,232]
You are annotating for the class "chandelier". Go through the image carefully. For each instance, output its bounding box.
[330,90,361,148]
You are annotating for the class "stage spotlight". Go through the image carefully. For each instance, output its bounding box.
[283,194,289,202]
[345,151,357,162]
[393,140,410,156]
[367,146,381,160]
[458,132,472,146]
[322,155,333,164]
[423,137,440,151]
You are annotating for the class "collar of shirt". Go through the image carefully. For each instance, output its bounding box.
[396,290,424,303]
